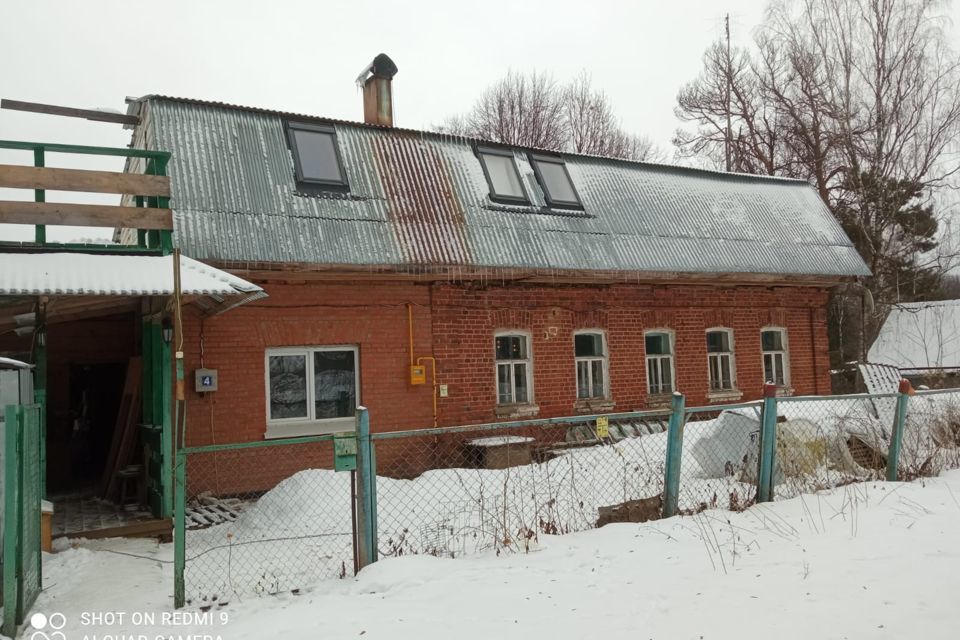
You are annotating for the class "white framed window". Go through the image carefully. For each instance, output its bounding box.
[495,332,533,405]
[644,330,675,395]
[574,330,608,400]
[706,328,736,392]
[265,345,359,438]
[761,328,790,387]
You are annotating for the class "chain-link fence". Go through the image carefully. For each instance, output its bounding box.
[899,389,960,479]
[772,395,893,499]
[372,412,672,558]
[679,403,762,513]
[172,387,960,608]
[177,436,354,607]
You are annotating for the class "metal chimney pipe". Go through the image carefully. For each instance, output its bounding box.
[357,53,398,127]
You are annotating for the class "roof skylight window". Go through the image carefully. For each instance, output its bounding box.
[530,154,582,209]
[286,122,349,190]
[477,147,528,204]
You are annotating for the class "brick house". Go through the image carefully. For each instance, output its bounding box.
[123,64,869,454]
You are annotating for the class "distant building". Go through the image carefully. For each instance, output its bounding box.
[869,300,960,388]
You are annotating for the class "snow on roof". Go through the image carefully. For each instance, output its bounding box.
[868,300,960,371]
[0,253,264,298]
[0,357,30,369]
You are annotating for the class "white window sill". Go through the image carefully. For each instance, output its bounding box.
[494,403,540,419]
[707,389,743,403]
[265,417,355,439]
[645,394,675,409]
[574,398,615,414]
[775,386,794,398]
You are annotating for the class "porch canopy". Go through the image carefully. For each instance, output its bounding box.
[0,252,265,328]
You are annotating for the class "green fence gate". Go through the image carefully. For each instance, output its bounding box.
[2,403,43,637]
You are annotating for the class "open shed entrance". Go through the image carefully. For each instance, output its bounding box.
[0,253,265,540]
[0,303,160,538]
[41,310,159,538]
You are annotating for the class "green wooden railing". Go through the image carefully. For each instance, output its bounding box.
[0,139,173,254]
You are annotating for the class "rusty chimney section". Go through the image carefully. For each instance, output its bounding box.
[357,53,398,127]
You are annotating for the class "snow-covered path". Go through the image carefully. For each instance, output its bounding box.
[26,472,960,639]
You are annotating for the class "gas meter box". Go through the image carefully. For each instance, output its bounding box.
[409,364,427,385]
[333,433,358,471]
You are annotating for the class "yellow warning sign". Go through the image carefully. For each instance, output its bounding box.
[596,416,609,438]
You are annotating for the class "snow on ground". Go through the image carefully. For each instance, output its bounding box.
[26,471,960,640]
[182,394,960,603]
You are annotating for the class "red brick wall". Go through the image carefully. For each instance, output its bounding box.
[431,283,831,425]
[180,281,436,448]
[181,279,831,448]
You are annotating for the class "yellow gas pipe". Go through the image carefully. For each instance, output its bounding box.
[407,303,438,428]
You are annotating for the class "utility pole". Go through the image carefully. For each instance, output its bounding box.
[724,13,733,172]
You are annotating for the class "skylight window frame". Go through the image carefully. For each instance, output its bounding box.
[528,153,583,210]
[476,145,530,205]
[285,121,351,192]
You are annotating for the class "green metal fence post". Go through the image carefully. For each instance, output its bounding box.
[160,324,173,518]
[155,156,174,255]
[355,407,378,568]
[3,405,22,638]
[33,299,47,499]
[887,379,911,482]
[662,392,686,518]
[173,449,186,608]
[757,383,779,503]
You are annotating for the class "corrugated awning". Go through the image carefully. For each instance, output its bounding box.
[0,252,265,313]
[0,357,30,369]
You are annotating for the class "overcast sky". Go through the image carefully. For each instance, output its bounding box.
[1,0,958,243]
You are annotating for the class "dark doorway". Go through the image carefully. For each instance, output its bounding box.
[48,363,126,493]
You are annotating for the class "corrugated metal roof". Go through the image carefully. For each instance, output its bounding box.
[0,253,264,298]
[142,96,870,278]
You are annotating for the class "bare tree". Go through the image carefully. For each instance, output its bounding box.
[440,71,662,162]
[449,70,567,150]
[674,0,960,368]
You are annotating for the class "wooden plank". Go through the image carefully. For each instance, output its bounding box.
[1,99,140,125]
[52,518,171,541]
[99,357,142,498]
[0,201,172,229]
[104,385,143,502]
[0,164,169,196]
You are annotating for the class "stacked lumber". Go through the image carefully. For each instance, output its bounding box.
[99,357,142,501]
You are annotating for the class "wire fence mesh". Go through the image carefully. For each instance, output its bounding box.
[773,395,892,499]
[180,437,354,606]
[679,404,762,513]
[372,413,672,559]
[900,390,960,479]
[174,388,960,607]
